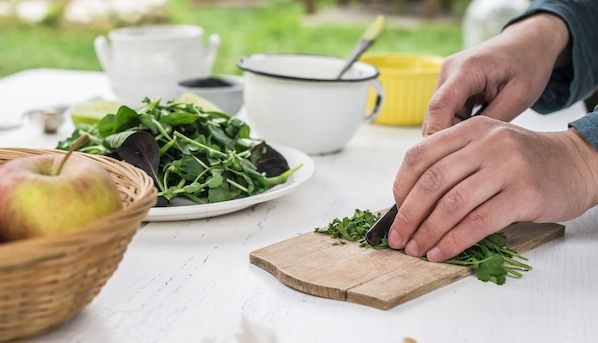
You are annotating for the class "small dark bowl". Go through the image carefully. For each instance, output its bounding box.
[174,75,244,116]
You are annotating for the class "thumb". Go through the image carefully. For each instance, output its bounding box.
[423,80,473,137]
[423,104,457,137]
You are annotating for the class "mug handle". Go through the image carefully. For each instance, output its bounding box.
[205,33,221,74]
[94,36,112,72]
[364,78,385,123]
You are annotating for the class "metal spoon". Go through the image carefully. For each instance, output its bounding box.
[0,105,68,133]
[336,15,386,80]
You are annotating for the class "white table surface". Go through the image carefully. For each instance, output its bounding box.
[1,69,596,343]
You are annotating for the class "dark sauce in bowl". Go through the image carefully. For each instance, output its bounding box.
[179,77,233,88]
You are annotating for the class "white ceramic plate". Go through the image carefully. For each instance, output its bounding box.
[144,143,315,221]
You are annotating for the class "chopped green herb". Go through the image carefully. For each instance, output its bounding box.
[315,209,532,285]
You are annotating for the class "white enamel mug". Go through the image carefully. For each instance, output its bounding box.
[94,25,220,107]
[237,53,385,154]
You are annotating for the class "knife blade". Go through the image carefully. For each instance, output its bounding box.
[365,204,398,246]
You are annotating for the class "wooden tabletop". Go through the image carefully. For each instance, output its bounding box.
[1,69,596,343]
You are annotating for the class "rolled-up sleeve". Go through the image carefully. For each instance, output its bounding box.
[507,0,598,114]
[570,107,598,150]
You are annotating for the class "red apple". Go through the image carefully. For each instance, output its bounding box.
[0,153,123,242]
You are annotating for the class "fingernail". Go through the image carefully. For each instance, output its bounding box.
[427,247,442,262]
[405,239,419,256]
[388,229,402,248]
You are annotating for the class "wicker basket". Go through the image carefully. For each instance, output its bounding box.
[0,148,157,343]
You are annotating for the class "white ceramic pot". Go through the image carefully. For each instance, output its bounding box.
[94,25,220,107]
[237,53,385,154]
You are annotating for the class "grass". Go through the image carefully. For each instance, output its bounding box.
[0,18,105,77]
[0,0,464,78]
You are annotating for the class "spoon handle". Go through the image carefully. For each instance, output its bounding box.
[336,15,386,80]
[336,39,374,80]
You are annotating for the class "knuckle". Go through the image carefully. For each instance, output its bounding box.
[488,124,517,143]
[418,222,437,240]
[427,92,451,114]
[419,166,445,194]
[468,114,497,129]
[440,54,458,68]
[442,52,477,71]
[485,126,528,164]
[490,124,512,138]
[392,181,407,206]
[459,53,480,66]
[395,208,415,228]
[403,142,428,168]
[462,53,498,73]
[392,180,402,197]
[442,189,466,213]
[465,210,490,232]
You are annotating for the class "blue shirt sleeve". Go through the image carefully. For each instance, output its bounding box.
[506,0,598,114]
[507,0,598,150]
[569,106,598,150]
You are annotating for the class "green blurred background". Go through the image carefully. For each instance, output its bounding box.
[0,0,468,78]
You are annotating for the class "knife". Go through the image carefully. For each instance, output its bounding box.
[365,104,487,246]
[365,204,398,246]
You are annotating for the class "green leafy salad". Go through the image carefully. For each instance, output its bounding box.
[315,209,532,285]
[57,97,301,206]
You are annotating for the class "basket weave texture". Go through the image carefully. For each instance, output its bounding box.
[0,148,157,343]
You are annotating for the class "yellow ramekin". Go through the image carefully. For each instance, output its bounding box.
[360,53,443,126]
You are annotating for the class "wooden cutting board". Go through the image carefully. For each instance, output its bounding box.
[250,221,564,310]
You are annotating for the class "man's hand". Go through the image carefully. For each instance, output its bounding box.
[389,117,598,262]
[422,12,571,137]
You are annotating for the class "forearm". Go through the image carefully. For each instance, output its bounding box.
[502,12,570,70]
[507,0,598,113]
[554,126,598,210]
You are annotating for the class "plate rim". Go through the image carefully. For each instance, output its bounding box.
[144,142,315,221]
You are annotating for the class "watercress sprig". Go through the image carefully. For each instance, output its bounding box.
[57,97,301,206]
[315,209,532,285]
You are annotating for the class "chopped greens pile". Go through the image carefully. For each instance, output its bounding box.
[315,209,532,285]
[315,209,386,247]
[57,97,301,205]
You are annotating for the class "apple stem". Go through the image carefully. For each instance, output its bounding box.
[56,135,90,176]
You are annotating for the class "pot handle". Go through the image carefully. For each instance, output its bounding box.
[205,33,221,74]
[94,36,112,72]
[364,78,385,123]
